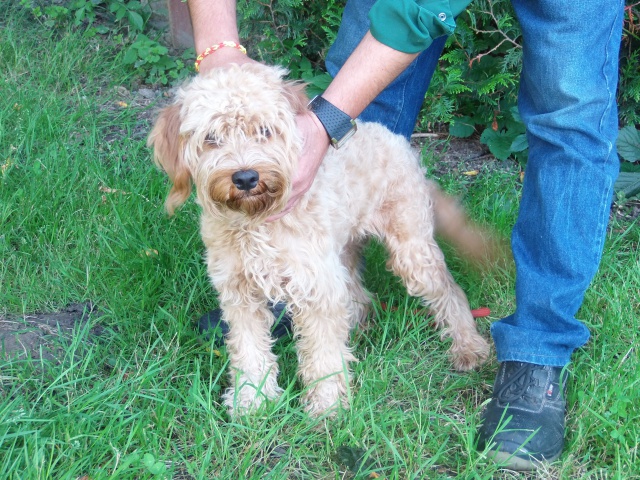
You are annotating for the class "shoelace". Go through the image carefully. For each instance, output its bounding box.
[496,363,543,404]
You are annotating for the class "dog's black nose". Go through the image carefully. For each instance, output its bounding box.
[231,169,259,191]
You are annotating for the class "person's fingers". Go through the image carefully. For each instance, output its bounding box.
[267,111,329,221]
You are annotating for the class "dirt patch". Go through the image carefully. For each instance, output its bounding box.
[412,134,506,177]
[0,303,105,363]
[611,198,640,224]
[101,84,176,144]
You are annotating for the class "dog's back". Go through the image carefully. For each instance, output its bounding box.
[303,121,503,267]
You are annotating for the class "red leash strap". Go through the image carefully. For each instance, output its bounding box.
[470,306,491,318]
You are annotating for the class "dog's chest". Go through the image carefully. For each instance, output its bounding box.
[240,231,283,272]
[210,226,300,296]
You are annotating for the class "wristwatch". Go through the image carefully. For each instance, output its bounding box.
[308,95,357,149]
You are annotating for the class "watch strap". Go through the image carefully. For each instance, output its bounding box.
[308,95,357,149]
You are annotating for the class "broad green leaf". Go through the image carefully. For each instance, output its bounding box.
[449,117,475,138]
[510,133,528,152]
[127,11,144,32]
[509,105,522,123]
[122,47,138,64]
[480,128,514,160]
[617,125,640,162]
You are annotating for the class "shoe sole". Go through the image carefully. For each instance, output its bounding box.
[488,449,561,471]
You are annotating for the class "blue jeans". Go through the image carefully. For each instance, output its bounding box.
[327,0,624,366]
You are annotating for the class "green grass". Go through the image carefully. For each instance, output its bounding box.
[1,7,639,480]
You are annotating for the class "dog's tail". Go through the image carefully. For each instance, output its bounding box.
[430,185,511,269]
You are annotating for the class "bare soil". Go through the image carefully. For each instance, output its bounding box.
[0,303,104,363]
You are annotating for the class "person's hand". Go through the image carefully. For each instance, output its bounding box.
[197,47,257,75]
[268,111,330,221]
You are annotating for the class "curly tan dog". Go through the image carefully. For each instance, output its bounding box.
[149,63,491,416]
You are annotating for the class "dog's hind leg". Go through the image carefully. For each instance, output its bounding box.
[378,194,490,371]
[222,302,283,414]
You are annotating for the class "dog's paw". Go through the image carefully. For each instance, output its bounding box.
[302,379,349,417]
[450,334,490,371]
[223,383,283,415]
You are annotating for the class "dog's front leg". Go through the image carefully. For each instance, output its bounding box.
[292,294,357,417]
[222,303,283,415]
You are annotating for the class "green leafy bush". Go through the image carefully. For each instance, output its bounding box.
[618,3,640,126]
[237,0,342,67]
[123,33,192,85]
[108,0,147,32]
[18,0,192,84]
[236,0,341,93]
[420,0,523,161]
[20,0,145,32]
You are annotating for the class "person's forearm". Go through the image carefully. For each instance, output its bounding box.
[321,32,419,119]
[188,0,239,52]
[188,0,252,72]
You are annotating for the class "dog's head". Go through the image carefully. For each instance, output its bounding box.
[148,63,308,219]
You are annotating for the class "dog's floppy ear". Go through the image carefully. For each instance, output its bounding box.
[148,103,192,215]
[281,80,310,115]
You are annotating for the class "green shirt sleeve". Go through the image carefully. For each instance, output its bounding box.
[369,0,472,53]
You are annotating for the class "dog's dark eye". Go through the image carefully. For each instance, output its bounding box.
[205,133,220,146]
[260,127,272,139]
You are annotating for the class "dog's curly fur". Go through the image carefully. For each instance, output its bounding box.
[149,63,492,416]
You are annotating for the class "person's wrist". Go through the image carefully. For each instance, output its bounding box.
[195,44,251,74]
[307,110,331,149]
[308,95,357,149]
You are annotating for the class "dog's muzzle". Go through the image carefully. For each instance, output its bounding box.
[232,169,259,191]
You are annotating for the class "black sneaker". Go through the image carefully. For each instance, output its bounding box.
[477,361,568,471]
[197,302,293,347]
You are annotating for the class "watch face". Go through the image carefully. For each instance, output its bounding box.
[331,120,358,149]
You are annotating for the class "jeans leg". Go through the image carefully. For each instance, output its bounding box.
[325,0,446,139]
[491,0,624,366]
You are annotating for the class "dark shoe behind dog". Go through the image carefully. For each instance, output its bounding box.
[198,302,292,346]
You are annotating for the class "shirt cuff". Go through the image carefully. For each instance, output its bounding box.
[369,0,461,53]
